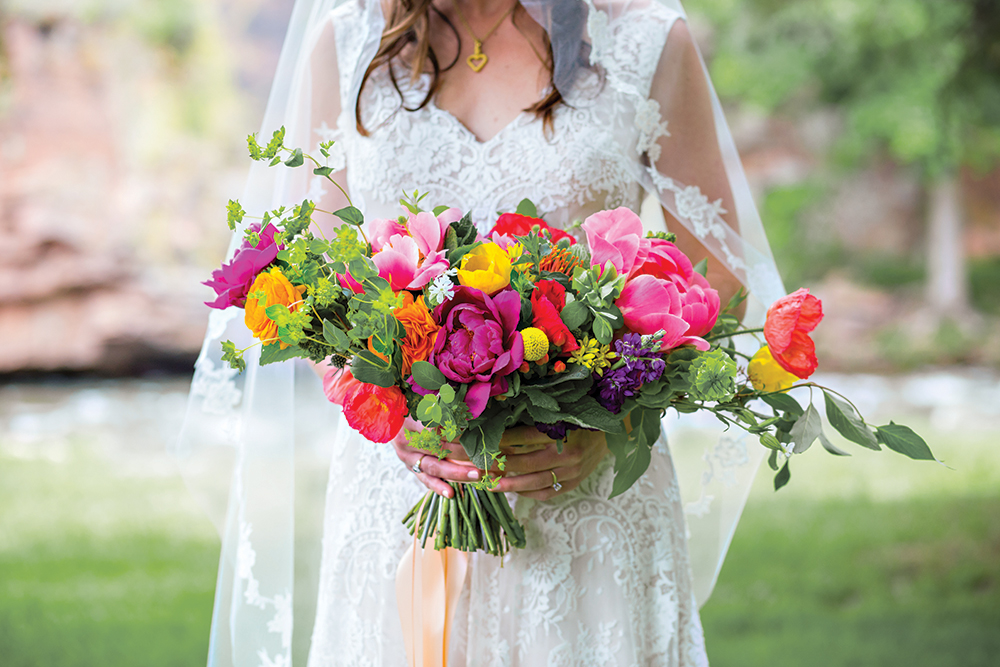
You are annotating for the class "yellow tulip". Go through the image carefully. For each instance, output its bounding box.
[457,242,512,295]
[748,345,798,392]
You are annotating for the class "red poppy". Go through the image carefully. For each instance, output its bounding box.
[489,213,574,244]
[342,382,407,443]
[763,288,824,378]
[530,280,580,353]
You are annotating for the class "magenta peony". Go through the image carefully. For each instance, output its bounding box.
[430,286,524,418]
[581,207,650,277]
[204,223,280,309]
[616,274,711,352]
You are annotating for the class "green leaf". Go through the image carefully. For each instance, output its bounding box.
[560,300,589,330]
[724,287,748,314]
[313,166,334,177]
[562,397,624,433]
[761,392,804,416]
[774,460,791,491]
[823,391,879,451]
[450,216,478,247]
[515,198,538,217]
[525,401,562,425]
[438,384,456,403]
[351,350,396,388]
[334,206,365,227]
[789,403,823,453]
[876,423,935,461]
[819,433,851,457]
[322,319,351,348]
[522,388,560,412]
[432,205,451,216]
[265,304,290,322]
[284,148,304,168]
[259,342,305,366]
[606,407,660,498]
[461,410,509,469]
[767,448,779,471]
[411,360,448,391]
[226,200,245,231]
[416,394,443,424]
[220,340,246,373]
[693,258,708,277]
[592,314,613,345]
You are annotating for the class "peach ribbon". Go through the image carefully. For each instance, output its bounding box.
[396,500,469,667]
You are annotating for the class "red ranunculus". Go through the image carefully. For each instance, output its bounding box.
[530,280,579,353]
[763,288,824,379]
[488,213,574,244]
[342,382,407,443]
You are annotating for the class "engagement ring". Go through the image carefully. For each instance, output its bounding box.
[412,456,425,475]
[550,470,562,492]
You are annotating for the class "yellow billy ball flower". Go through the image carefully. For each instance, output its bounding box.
[457,242,512,295]
[748,345,798,392]
[521,327,549,361]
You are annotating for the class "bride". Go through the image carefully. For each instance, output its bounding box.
[178,0,784,665]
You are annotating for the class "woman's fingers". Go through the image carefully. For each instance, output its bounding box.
[499,425,555,449]
[493,465,581,498]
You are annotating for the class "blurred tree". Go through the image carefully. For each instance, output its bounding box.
[696,0,1000,314]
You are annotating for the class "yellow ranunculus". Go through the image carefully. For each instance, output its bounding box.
[457,242,512,295]
[748,345,798,392]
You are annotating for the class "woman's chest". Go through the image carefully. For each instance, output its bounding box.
[341,69,640,233]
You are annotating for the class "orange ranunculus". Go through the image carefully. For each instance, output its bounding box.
[394,292,440,376]
[342,382,407,443]
[763,288,824,379]
[244,267,307,349]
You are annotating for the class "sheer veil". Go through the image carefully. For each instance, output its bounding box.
[173,0,785,664]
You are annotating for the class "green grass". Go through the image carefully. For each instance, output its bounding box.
[0,412,997,666]
[702,418,1000,667]
[0,448,219,667]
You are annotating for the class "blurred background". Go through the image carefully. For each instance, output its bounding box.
[0,0,997,665]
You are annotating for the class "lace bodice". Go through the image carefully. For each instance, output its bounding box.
[323,3,681,232]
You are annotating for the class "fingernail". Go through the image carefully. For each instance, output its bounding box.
[467,469,480,480]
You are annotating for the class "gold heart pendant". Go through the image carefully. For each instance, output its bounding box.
[467,52,488,73]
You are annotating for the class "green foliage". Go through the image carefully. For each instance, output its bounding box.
[219,340,245,372]
[698,0,1000,175]
[686,349,738,402]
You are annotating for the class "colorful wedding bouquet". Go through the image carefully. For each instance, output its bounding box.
[205,129,936,557]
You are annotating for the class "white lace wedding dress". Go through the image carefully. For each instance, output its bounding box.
[305,4,710,666]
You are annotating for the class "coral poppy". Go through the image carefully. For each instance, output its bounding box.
[763,288,824,378]
[488,212,574,244]
[342,382,407,443]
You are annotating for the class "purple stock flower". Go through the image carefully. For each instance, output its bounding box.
[430,286,525,418]
[594,333,667,413]
[204,223,281,309]
[536,421,575,441]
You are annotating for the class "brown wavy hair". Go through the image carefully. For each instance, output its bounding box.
[356,0,589,136]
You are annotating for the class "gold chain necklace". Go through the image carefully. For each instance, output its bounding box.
[452,1,518,72]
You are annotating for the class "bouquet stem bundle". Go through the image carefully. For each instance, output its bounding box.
[404,483,526,557]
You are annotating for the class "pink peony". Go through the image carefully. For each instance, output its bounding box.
[581,207,650,277]
[372,235,449,291]
[204,223,281,309]
[616,275,711,352]
[631,238,720,338]
[367,217,407,253]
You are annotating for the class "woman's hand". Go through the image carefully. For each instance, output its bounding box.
[492,426,609,501]
[392,421,482,499]
[393,422,608,502]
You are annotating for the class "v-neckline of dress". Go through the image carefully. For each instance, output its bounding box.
[426,98,533,147]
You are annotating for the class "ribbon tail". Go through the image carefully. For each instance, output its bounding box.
[396,539,469,666]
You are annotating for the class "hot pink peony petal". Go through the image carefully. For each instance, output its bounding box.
[582,207,649,276]
[616,275,693,351]
[367,217,407,253]
[407,211,446,255]
[409,250,450,289]
[372,234,420,291]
